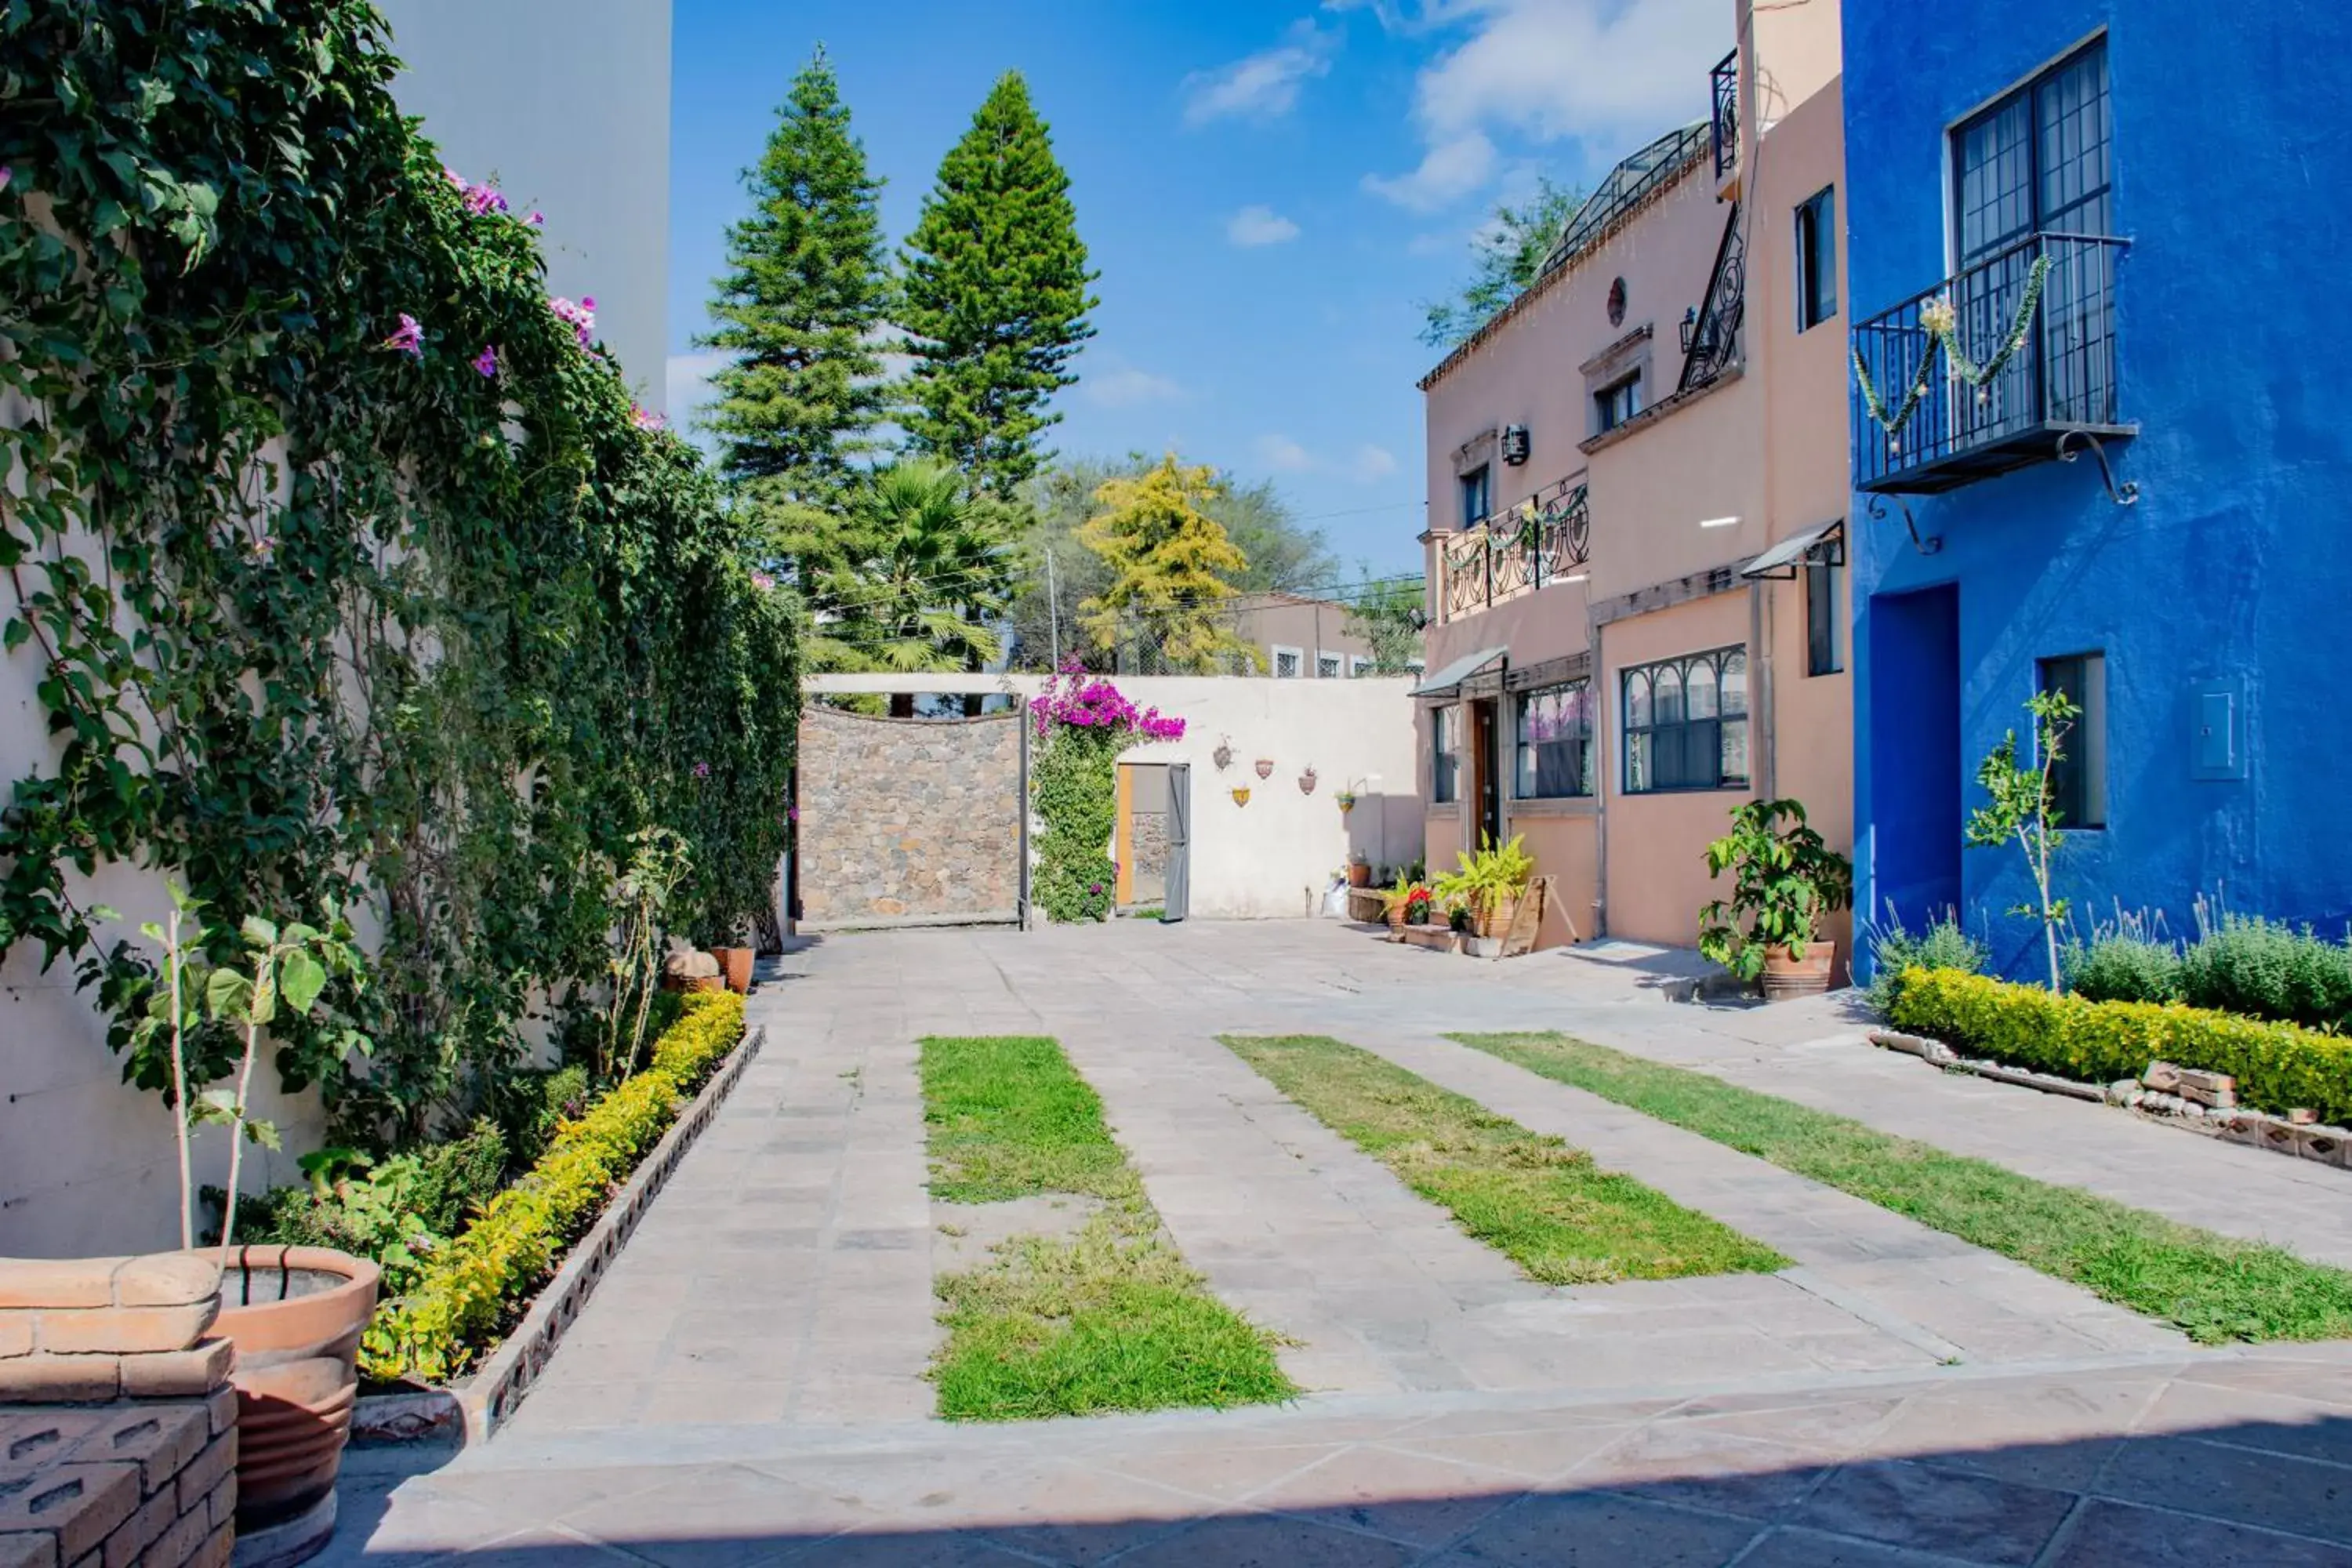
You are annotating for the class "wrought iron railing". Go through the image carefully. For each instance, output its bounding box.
[1439,474,1591,622]
[1851,231,2129,492]
[1709,51,1738,181]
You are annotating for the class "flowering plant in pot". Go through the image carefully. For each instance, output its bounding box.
[1435,833,1535,938]
[1697,797,1853,1000]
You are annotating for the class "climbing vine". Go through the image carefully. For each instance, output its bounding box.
[1029,671,1181,923]
[1852,255,2053,443]
[0,2,798,1145]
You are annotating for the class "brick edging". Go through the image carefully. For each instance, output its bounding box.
[1867,1027,2352,1169]
[349,1021,768,1446]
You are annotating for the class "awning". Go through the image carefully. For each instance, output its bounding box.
[1410,645,1507,699]
[1739,518,1845,580]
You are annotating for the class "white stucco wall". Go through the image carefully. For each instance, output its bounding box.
[373,0,673,412]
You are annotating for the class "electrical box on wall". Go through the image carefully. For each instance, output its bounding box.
[2188,676,2249,781]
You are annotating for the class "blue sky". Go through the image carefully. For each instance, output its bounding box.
[665,0,1731,578]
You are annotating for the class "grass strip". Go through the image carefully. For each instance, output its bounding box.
[1219,1034,1787,1284]
[919,1035,1296,1420]
[1450,1031,2352,1345]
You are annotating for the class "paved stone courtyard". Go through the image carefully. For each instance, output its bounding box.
[326,920,2352,1566]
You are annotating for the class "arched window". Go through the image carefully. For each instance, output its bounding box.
[1620,646,1751,793]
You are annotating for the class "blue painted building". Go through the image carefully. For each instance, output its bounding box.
[1843,4,2352,973]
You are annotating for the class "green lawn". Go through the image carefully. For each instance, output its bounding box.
[1450,1031,2352,1345]
[917,1035,1296,1420]
[1218,1034,1786,1285]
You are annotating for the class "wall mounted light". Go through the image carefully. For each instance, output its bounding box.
[1679,307,1700,354]
[1560,572,1591,584]
[1698,516,1740,529]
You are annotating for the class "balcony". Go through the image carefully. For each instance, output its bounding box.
[1852,232,2132,495]
[1439,473,1590,623]
[1709,50,1737,183]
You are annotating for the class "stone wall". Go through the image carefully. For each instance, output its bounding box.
[797,707,1022,929]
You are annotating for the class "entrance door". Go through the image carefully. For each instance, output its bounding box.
[1868,585,1962,923]
[1163,764,1191,923]
[1472,699,1503,851]
[1116,763,1171,909]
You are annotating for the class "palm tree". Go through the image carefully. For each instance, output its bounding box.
[803,460,1011,716]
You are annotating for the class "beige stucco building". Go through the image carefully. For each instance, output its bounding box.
[1414,0,1850,962]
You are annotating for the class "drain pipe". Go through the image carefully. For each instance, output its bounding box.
[1751,579,1777,800]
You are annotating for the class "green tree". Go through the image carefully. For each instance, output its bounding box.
[800,461,1011,716]
[1418,178,1587,350]
[1076,455,1254,673]
[700,47,891,532]
[1965,690,2080,992]
[898,72,1099,497]
[1342,572,1428,673]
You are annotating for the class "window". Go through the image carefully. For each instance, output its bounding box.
[1954,40,2111,267]
[2037,652,2107,829]
[1515,682,1592,799]
[1350,655,1375,678]
[1459,465,1490,528]
[1806,558,1842,676]
[1622,647,1748,793]
[1432,706,1461,804]
[1317,651,1343,680]
[1794,186,1836,331]
[1272,645,1302,679]
[1594,373,1642,434]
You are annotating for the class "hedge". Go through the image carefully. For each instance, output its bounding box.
[1890,967,2352,1127]
[359,992,746,1385]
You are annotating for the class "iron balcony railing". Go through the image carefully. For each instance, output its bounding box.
[1851,231,2131,494]
[1440,473,1591,622]
[1709,51,1738,181]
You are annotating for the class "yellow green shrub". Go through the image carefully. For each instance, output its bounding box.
[1891,967,2352,1126]
[360,992,746,1385]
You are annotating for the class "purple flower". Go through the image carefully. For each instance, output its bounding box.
[0,167,12,196]
[383,313,423,359]
[471,344,499,378]
[443,166,467,189]
[693,760,712,779]
[750,569,776,592]
[786,805,800,823]
[632,405,667,432]
[1089,883,1103,895]
[549,295,597,348]
[527,210,544,227]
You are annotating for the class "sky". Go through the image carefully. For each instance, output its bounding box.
[665,0,1734,579]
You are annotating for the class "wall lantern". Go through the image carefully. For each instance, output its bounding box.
[1501,425,1531,466]
[1679,307,1700,354]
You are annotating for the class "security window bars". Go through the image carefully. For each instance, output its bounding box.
[1273,645,1303,680]
[1318,651,1344,680]
[1350,655,1374,678]
[1433,706,1461,804]
[1622,647,1748,793]
[1515,681,1593,800]
[1795,186,1836,332]
[2038,652,2107,829]
[1806,558,1842,676]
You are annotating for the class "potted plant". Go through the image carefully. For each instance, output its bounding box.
[1347,852,1372,889]
[1402,884,1436,925]
[1381,869,1414,930]
[1435,834,1536,938]
[1697,797,1854,1000]
[1299,765,1318,795]
[1336,789,1358,815]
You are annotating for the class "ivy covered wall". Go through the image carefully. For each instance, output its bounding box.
[0,1,797,1247]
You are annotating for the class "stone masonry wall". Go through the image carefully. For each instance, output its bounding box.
[797,707,1022,927]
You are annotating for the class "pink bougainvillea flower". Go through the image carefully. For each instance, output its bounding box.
[787,805,800,823]
[470,344,499,378]
[383,313,424,359]
[631,405,667,432]
[750,570,777,591]
[693,760,712,779]
[1030,670,1185,742]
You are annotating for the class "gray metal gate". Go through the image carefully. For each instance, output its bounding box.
[1163,763,1191,923]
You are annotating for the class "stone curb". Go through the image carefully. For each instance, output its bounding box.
[1865,1027,2352,1167]
[349,1020,769,1448]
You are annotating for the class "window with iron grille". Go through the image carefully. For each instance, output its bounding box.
[1272,645,1302,679]
[2037,652,2107,829]
[1317,651,1343,679]
[1350,655,1374,678]
[1515,681,1592,799]
[1794,185,1836,332]
[1806,558,1843,676]
[1432,706,1461,803]
[1622,647,1748,793]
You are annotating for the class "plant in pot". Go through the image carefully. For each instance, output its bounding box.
[1347,851,1372,888]
[1697,797,1854,1000]
[1402,884,1436,925]
[1381,869,1416,930]
[1435,834,1535,938]
[130,891,379,1553]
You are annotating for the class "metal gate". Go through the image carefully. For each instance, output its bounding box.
[1163,763,1191,923]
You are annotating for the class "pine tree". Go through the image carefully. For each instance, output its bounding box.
[1076,455,1255,673]
[701,48,891,533]
[899,71,1098,498]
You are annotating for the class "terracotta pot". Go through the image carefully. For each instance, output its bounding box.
[212,1246,380,1538]
[711,946,753,993]
[1762,942,1835,1002]
[1385,899,1407,930]
[1347,861,1372,889]
[1475,895,1521,939]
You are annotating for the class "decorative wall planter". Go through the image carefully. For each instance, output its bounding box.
[214,1245,381,1559]
[1212,738,1233,771]
[1335,791,1356,814]
[1230,786,1251,807]
[1298,767,1318,794]
[1254,758,1274,780]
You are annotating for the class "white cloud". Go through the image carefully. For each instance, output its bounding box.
[1257,434,1402,485]
[1084,366,1185,408]
[665,350,731,430]
[1255,434,1318,474]
[1352,443,1399,480]
[1363,132,1497,212]
[1183,21,1338,125]
[1226,205,1302,247]
[1365,0,1726,210]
